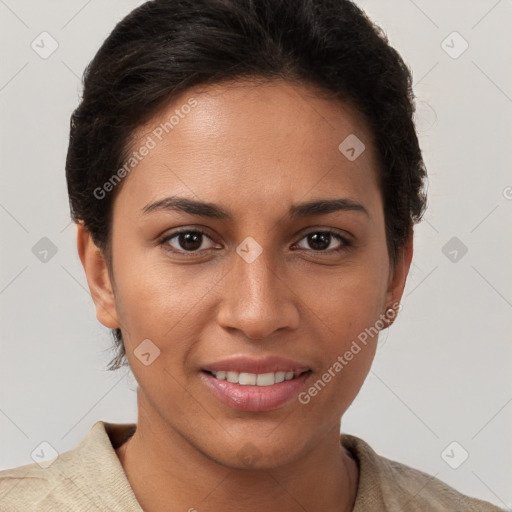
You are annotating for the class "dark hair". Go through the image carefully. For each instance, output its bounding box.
[66,0,428,371]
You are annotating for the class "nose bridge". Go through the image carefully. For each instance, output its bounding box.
[217,238,298,339]
[237,242,277,304]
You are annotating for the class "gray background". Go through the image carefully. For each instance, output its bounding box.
[0,0,511,508]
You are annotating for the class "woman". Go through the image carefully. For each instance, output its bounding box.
[0,0,505,510]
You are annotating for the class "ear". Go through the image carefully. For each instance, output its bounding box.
[76,222,120,329]
[385,228,414,311]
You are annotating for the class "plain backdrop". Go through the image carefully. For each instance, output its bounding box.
[0,0,511,508]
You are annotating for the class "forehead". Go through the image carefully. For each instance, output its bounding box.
[117,79,381,219]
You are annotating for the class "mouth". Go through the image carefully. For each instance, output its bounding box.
[200,359,312,412]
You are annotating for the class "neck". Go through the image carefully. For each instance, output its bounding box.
[116,393,359,512]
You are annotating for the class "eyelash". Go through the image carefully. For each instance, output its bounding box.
[158,228,353,256]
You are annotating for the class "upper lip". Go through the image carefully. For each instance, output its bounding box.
[202,356,311,375]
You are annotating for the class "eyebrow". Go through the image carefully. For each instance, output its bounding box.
[141,196,369,220]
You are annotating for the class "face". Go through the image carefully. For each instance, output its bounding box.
[79,79,412,469]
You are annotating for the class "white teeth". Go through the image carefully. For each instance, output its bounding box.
[239,372,257,385]
[256,372,275,386]
[226,371,238,383]
[275,371,286,383]
[211,370,303,386]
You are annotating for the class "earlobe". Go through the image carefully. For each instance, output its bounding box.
[76,222,120,329]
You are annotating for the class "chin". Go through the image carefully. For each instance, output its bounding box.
[204,431,309,471]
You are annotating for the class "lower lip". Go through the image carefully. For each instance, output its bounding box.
[201,371,311,412]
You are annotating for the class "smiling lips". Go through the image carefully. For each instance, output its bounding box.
[201,356,312,411]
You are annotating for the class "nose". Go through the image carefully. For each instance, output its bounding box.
[216,246,300,340]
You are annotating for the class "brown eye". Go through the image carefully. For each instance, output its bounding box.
[161,230,217,253]
[296,230,351,252]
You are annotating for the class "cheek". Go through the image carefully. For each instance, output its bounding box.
[300,273,383,414]
[306,258,387,388]
[304,255,388,336]
[327,276,385,344]
[111,245,223,356]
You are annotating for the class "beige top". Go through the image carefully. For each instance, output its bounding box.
[0,421,504,511]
